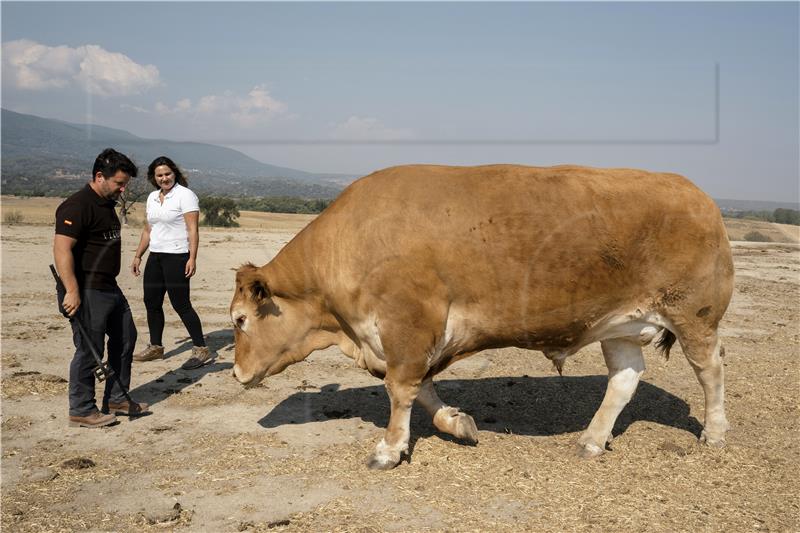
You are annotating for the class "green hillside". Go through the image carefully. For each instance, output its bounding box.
[1,109,349,199]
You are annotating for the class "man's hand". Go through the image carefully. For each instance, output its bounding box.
[53,234,80,316]
[62,290,81,317]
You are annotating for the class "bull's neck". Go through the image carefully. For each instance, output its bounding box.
[263,237,320,300]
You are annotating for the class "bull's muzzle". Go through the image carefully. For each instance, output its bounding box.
[232,363,256,386]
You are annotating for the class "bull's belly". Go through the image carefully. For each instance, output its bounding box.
[433,306,672,370]
[341,305,673,377]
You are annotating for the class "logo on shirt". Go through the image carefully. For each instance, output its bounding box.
[102,229,121,241]
[64,219,73,225]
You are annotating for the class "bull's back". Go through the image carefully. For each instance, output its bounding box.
[306,165,732,345]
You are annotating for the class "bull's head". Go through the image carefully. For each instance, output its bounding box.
[230,263,336,386]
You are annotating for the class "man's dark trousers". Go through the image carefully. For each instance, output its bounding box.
[65,287,137,416]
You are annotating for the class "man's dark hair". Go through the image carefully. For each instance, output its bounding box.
[92,148,137,180]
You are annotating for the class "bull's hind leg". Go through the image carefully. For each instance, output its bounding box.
[416,378,478,444]
[577,338,645,458]
[679,330,729,447]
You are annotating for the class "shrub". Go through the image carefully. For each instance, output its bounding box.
[3,211,24,225]
[236,196,331,214]
[199,196,240,227]
[774,208,800,226]
[743,230,772,242]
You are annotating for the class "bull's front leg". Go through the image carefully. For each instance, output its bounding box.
[363,279,450,469]
[367,375,420,470]
[416,378,478,443]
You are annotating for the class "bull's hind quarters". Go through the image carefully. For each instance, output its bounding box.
[230,164,733,468]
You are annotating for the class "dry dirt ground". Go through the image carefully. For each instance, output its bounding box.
[1,197,798,532]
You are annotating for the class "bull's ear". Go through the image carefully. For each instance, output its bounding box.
[236,263,271,302]
[249,279,270,302]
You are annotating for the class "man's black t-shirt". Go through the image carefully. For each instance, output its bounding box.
[55,184,121,290]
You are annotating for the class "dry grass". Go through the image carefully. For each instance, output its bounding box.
[1,210,798,532]
[3,210,24,225]
[2,372,68,399]
[725,217,800,243]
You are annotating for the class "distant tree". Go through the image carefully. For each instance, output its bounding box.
[199,196,240,227]
[117,179,151,226]
[774,208,800,226]
[236,196,331,214]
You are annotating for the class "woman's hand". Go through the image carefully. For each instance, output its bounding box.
[185,257,196,278]
[131,256,142,276]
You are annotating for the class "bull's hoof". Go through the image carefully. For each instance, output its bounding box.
[434,408,479,444]
[366,452,401,470]
[366,440,403,470]
[576,443,605,459]
[575,441,605,459]
[453,413,479,444]
[700,430,726,448]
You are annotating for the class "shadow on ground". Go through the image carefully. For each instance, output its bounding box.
[127,329,235,408]
[258,376,702,441]
[163,329,234,360]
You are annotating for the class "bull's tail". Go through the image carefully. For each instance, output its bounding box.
[655,329,677,360]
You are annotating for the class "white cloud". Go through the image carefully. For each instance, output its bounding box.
[231,85,288,125]
[120,103,150,114]
[149,86,288,126]
[153,99,193,114]
[175,98,192,112]
[2,39,160,96]
[330,116,414,140]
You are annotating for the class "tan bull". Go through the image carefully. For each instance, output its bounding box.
[231,164,734,469]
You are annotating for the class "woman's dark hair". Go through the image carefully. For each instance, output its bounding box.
[147,156,188,189]
[93,148,137,179]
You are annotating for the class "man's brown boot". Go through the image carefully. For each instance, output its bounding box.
[133,344,164,362]
[105,400,150,416]
[69,410,117,428]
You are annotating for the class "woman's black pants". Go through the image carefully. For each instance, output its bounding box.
[143,252,205,347]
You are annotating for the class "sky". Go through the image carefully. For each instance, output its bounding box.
[2,1,798,202]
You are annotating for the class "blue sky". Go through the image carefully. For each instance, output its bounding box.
[2,2,798,202]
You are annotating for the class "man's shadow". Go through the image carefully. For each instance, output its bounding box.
[128,328,234,408]
[257,376,702,448]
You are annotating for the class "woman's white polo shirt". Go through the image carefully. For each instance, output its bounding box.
[146,183,200,253]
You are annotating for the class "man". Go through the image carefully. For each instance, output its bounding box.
[54,148,151,428]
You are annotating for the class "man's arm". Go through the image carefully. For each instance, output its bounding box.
[53,234,80,316]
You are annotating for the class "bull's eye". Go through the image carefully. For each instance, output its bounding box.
[235,315,246,329]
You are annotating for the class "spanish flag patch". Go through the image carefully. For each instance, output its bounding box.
[64,220,73,225]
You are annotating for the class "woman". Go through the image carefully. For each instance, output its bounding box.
[131,156,213,370]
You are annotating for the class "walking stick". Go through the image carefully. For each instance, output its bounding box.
[50,264,134,404]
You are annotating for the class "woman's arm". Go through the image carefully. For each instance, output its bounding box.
[130,222,151,276]
[184,211,199,278]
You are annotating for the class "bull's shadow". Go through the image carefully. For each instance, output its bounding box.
[258,376,702,441]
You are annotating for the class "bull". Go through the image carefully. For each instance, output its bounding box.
[230,164,734,469]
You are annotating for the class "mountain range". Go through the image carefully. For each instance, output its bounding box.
[1,108,353,199]
[2,108,797,212]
